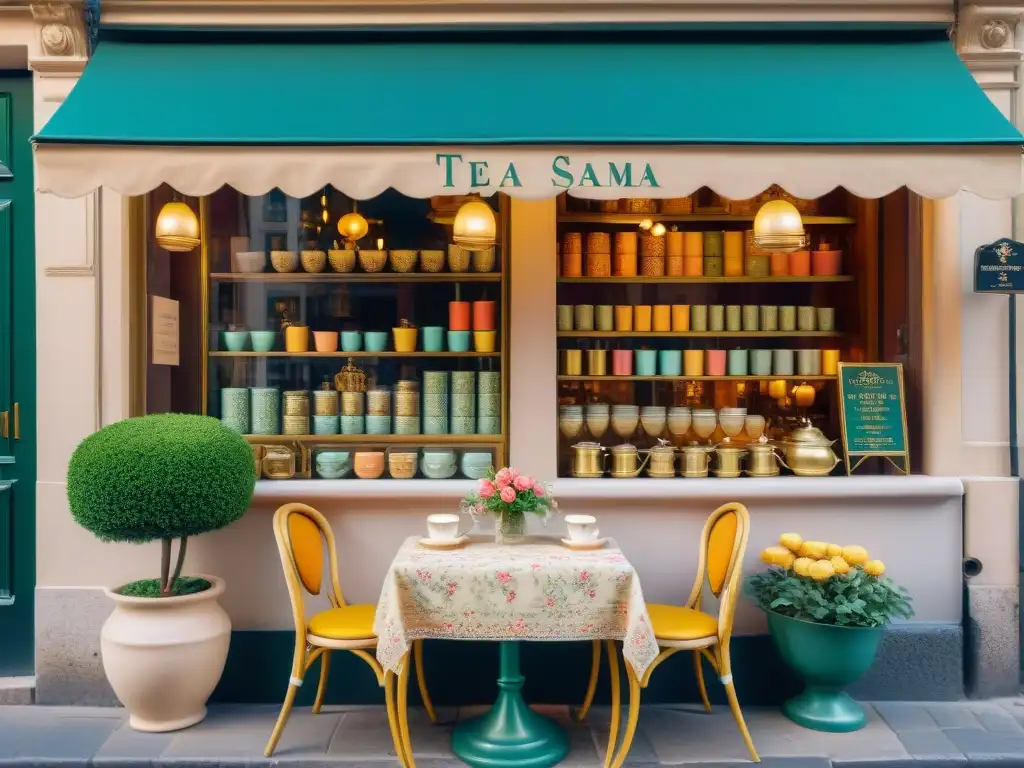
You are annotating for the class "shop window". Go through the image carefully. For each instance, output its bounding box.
[555,189,922,478]
[138,185,508,481]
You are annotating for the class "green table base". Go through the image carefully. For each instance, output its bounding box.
[782,688,868,733]
[452,641,570,768]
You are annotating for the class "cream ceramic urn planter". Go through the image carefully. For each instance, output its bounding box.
[101,575,231,732]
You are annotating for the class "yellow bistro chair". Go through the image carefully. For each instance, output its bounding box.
[265,502,436,766]
[577,502,759,766]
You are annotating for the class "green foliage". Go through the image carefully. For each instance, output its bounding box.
[67,414,256,543]
[119,576,211,598]
[745,566,914,628]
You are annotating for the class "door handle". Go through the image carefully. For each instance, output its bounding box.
[13,403,18,441]
[0,411,7,440]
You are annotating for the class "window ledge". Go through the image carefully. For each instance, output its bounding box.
[253,475,963,505]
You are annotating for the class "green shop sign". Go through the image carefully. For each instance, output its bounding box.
[974,238,1024,293]
[837,362,909,475]
[435,153,661,190]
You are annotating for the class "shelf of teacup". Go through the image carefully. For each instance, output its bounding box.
[556,276,854,285]
[557,331,843,339]
[210,351,500,358]
[210,272,502,283]
[557,375,837,382]
[242,434,502,445]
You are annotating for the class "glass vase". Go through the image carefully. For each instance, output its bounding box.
[495,510,526,545]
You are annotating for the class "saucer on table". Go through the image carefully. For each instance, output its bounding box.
[561,537,609,550]
[419,535,470,550]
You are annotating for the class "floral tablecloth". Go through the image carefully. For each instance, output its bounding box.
[374,535,659,677]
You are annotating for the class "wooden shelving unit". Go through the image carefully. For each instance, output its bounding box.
[558,331,842,339]
[557,276,854,285]
[210,351,500,358]
[558,375,837,382]
[210,272,501,283]
[557,212,856,226]
[244,434,502,446]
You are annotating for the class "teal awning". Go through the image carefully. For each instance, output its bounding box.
[33,31,1024,199]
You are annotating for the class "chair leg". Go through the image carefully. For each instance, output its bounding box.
[265,678,302,756]
[398,652,417,768]
[693,650,711,713]
[385,669,410,768]
[604,640,621,768]
[717,644,759,763]
[610,662,642,768]
[312,650,331,714]
[413,640,437,724]
[576,639,602,722]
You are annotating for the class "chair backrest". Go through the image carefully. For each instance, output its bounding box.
[273,503,347,632]
[685,502,750,642]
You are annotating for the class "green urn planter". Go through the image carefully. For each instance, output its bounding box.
[766,610,883,733]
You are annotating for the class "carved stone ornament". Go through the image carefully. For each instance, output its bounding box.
[30,3,88,57]
[981,18,1012,49]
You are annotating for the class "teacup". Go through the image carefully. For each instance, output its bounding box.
[565,514,600,542]
[427,513,471,542]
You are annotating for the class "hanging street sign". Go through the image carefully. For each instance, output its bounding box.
[974,238,1024,294]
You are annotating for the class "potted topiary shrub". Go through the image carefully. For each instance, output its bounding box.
[67,413,256,732]
[745,533,913,733]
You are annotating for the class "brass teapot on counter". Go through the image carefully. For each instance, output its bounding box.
[775,421,842,476]
[647,439,677,478]
[571,442,606,478]
[609,443,650,478]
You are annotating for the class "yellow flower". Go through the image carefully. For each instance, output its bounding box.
[779,533,803,553]
[864,560,886,577]
[799,541,829,559]
[827,544,843,558]
[760,546,795,568]
[842,545,870,565]
[809,560,835,581]
[793,557,814,577]
[830,556,851,574]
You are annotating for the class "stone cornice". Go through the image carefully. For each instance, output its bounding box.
[956,3,1024,88]
[99,0,954,27]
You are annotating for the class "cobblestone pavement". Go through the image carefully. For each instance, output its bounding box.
[3,699,1024,766]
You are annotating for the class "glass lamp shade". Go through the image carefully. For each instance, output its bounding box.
[155,201,200,252]
[650,222,667,237]
[452,200,497,251]
[753,199,807,254]
[338,211,369,242]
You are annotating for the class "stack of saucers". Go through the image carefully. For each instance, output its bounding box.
[423,371,449,435]
[221,388,250,434]
[477,371,500,434]
[559,405,584,438]
[366,388,392,435]
[283,391,310,436]
[450,371,476,435]
[341,391,365,435]
[393,380,420,435]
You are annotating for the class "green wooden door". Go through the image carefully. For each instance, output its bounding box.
[0,73,36,675]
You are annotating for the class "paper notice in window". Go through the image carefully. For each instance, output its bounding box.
[152,296,180,367]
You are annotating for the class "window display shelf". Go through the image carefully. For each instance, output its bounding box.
[558,331,842,339]
[244,434,501,445]
[557,276,854,284]
[210,351,500,358]
[557,213,856,225]
[210,272,501,283]
[558,375,836,382]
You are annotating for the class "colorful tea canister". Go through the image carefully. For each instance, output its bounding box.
[773,349,795,376]
[724,231,745,277]
[220,388,250,434]
[726,305,742,332]
[574,304,595,331]
[449,301,471,331]
[561,250,583,278]
[586,251,611,278]
[587,349,608,376]
[641,256,666,277]
[703,231,724,259]
[684,349,705,376]
[665,231,684,257]
[779,305,797,331]
[615,305,633,332]
[557,304,573,331]
[750,350,773,376]
[672,305,690,332]
[742,305,759,332]
[744,254,770,278]
[595,305,615,332]
[652,305,672,332]
[706,350,727,377]
[770,252,790,276]
[727,349,749,376]
[635,349,658,376]
[708,305,725,332]
[690,304,708,332]
[822,349,841,375]
[473,300,497,331]
[797,349,822,376]
[659,350,682,376]
[684,255,703,277]
[683,232,704,257]
[817,307,836,332]
[703,255,724,278]
[797,306,817,331]
[760,305,779,331]
[634,305,653,332]
[612,349,633,376]
[789,250,811,276]
[666,255,684,276]
[561,349,583,376]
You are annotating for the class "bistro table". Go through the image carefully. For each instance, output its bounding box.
[374,534,659,768]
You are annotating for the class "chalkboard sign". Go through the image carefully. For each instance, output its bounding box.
[975,238,1024,294]
[837,363,909,475]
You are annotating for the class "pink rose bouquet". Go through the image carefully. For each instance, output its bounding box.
[460,466,557,543]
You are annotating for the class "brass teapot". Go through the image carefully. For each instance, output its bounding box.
[714,445,746,479]
[609,443,650,478]
[776,422,842,477]
[746,440,782,477]
[571,442,606,478]
[647,439,677,478]
[680,444,715,478]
